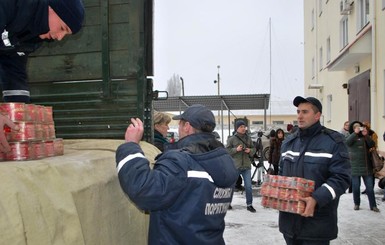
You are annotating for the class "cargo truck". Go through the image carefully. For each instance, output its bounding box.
[0,1,155,244]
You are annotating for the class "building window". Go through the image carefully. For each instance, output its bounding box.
[251,121,263,125]
[326,37,331,64]
[357,0,370,30]
[319,0,323,16]
[319,47,323,71]
[327,94,332,122]
[383,0,385,10]
[273,121,284,125]
[340,17,348,49]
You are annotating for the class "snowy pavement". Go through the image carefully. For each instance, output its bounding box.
[224,173,385,245]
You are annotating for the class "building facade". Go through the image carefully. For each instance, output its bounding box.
[304,0,385,151]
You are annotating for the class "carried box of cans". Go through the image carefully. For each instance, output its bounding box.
[0,103,64,161]
[260,175,315,214]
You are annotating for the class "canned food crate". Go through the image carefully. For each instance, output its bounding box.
[260,175,315,214]
[0,103,61,162]
[4,121,36,141]
[0,103,28,121]
[4,141,36,161]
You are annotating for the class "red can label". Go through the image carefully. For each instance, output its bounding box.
[31,141,46,159]
[42,124,50,140]
[25,104,38,121]
[45,106,53,122]
[5,122,36,141]
[0,103,27,121]
[53,138,64,156]
[44,141,55,157]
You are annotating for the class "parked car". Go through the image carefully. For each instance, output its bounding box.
[166,131,179,143]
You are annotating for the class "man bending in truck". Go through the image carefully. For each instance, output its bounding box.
[0,0,85,152]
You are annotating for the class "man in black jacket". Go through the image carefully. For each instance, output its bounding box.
[0,0,85,152]
[279,96,351,245]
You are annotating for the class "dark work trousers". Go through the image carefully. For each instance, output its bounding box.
[235,175,242,188]
[284,235,330,245]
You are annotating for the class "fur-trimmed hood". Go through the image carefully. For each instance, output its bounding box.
[349,120,363,134]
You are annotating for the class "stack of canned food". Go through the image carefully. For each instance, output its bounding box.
[1,103,64,161]
[260,175,315,214]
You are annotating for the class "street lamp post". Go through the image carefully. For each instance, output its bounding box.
[214,65,220,95]
[213,65,221,126]
[180,77,185,96]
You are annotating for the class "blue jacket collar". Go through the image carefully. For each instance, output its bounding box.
[165,132,223,153]
[298,121,322,139]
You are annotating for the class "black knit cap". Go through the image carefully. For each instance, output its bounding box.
[49,0,85,34]
[235,120,246,130]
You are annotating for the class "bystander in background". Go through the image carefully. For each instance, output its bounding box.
[226,120,257,213]
[346,121,379,212]
[153,112,171,152]
[339,121,350,138]
[268,128,285,175]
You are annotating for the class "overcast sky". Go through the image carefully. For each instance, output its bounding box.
[153,0,304,106]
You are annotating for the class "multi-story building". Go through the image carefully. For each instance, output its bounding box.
[304,0,385,151]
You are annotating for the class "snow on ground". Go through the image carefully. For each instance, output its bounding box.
[224,165,385,245]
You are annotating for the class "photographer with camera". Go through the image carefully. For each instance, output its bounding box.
[346,121,379,212]
[226,120,257,213]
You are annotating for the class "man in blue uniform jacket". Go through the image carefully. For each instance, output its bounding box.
[0,0,85,152]
[116,104,238,245]
[279,96,351,245]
